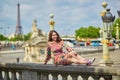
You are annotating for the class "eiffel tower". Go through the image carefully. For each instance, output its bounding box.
[15,2,23,35]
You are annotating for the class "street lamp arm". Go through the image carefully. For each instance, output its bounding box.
[117,11,120,17]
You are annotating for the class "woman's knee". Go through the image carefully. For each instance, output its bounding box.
[67,53,74,58]
[72,60,79,64]
[69,52,76,57]
[67,58,77,63]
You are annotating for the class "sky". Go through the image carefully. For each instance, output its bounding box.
[0,0,120,36]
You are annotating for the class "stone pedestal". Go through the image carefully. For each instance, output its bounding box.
[23,20,47,62]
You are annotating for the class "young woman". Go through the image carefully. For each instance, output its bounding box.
[44,30,95,66]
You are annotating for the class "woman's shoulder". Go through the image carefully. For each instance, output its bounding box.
[59,40,64,45]
[47,41,64,45]
[60,40,64,43]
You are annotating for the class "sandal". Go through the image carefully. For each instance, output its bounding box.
[86,58,95,66]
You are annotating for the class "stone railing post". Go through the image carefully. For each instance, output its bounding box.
[71,74,78,80]
[52,73,58,80]
[11,70,17,80]
[41,73,49,80]
[104,75,112,80]
[4,70,10,80]
[81,75,89,80]
[92,75,100,80]
[37,72,42,80]
[0,69,4,80]
[61,74,68,80]
[18,71,22,80]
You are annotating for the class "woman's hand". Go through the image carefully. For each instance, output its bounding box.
[44,61,47,65]
[66,47,73,52]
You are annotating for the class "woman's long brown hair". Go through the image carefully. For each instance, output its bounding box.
[48,30,62,43]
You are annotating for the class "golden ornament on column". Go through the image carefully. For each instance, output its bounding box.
[102,2,107,8]
[49,13,55,30]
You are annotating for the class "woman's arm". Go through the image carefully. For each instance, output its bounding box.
[61,41,74,52]
[44,42,51,64]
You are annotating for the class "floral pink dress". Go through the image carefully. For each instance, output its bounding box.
[44,41,72,65]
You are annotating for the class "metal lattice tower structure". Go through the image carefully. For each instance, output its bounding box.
[15,2,23,35]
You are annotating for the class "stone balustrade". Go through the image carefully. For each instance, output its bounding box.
[0,63,120,80]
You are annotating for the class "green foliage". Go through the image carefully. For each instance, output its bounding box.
[24,32,32,41]
[0,34,8,41]
[9,33,31,41]
[112,17,120,39]
[9,34,24,41]
[113,17,120,27]
[87,26,100,38]
[0,32,31,41]
[75,17,120,39]
[75,26,100,39]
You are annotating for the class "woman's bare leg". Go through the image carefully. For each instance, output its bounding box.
[76,54,86,61]
[68,51,85,61]
[67,58,87,64]
[65,54,95,65]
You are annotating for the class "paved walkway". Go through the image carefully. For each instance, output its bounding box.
[0,48,120,66]
[0,49,24,54]
[83,50,120,66]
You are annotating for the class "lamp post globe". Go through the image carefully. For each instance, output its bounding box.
[102,2,108,8]
[50,13,54,19]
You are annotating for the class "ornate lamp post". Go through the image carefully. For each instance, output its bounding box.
[49,13,55,30]
[115,23,119,49]
[99,2,115,66]
[99,28,103,38]
[115,11,120,49]
[116,23,119,39]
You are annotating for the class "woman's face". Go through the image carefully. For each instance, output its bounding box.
[52,32,57,41]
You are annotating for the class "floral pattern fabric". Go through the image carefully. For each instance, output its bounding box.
[44,41,73,65]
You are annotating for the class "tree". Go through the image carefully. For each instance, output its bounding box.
[0,34,8,41]
[8,33,31,41]
[75,27,88,38]
[24,32,32,41]
[9,34,24,41]
[112,17,120,39]
[114,17,120,27]
[75,26,100,39]
[87,26,100,38]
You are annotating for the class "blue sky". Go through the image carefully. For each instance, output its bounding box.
[0,0,120,36]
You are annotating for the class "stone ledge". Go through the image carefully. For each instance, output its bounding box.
[0,63,119,76]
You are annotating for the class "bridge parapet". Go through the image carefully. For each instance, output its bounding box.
[0,63,120,80]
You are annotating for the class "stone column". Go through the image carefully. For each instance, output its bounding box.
[115,23,119,49]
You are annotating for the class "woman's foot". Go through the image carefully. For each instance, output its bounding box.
[86,58,95,66]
